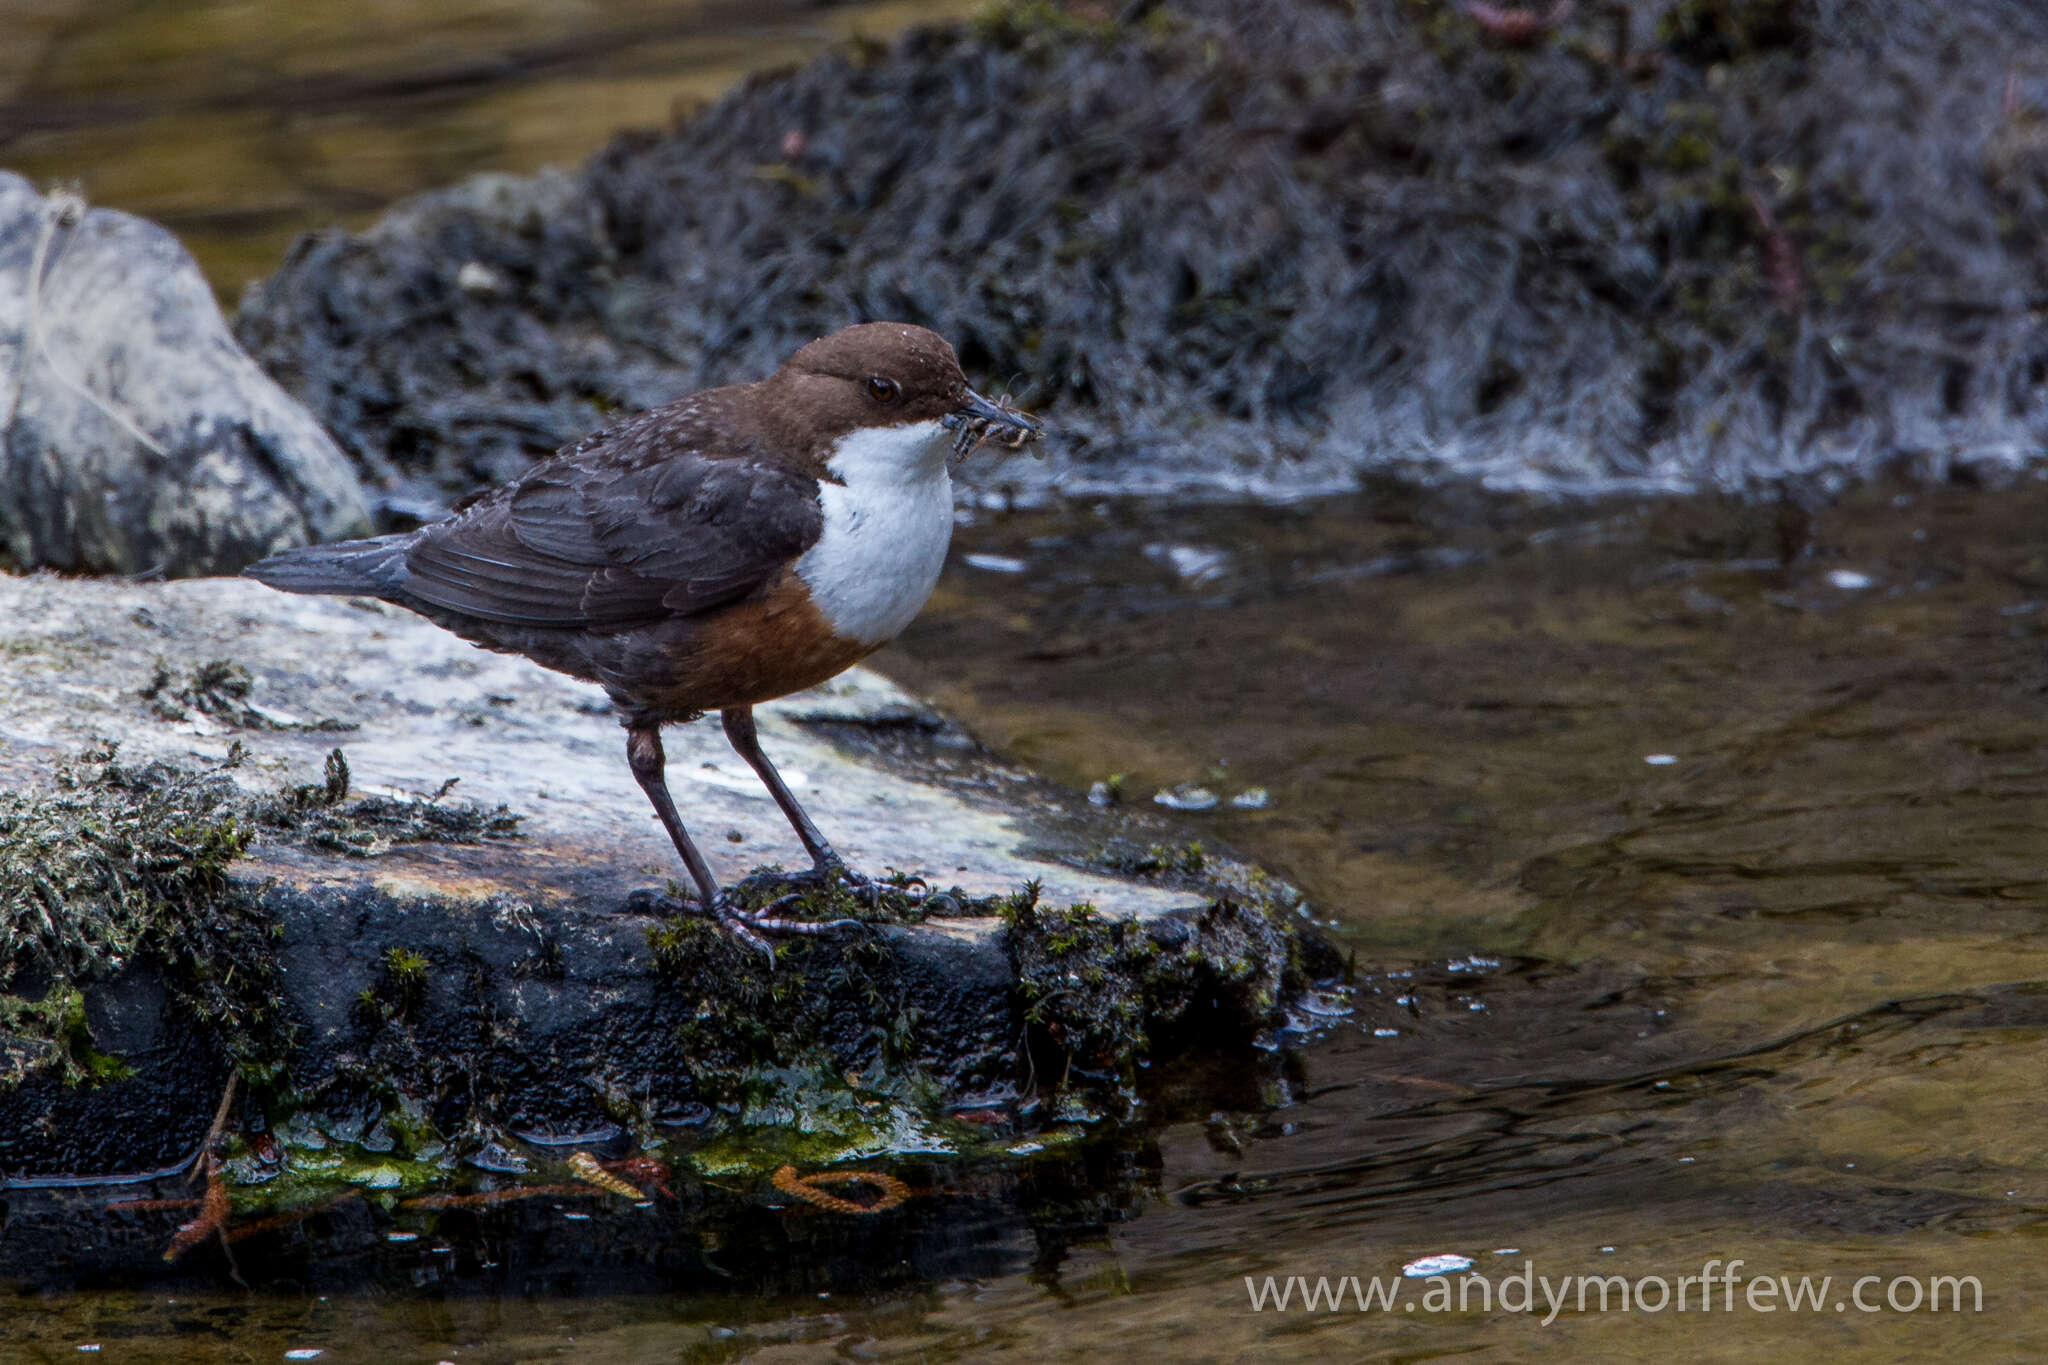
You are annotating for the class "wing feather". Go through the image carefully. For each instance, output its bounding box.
[396,397,823,631]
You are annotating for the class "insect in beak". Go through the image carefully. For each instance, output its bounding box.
[944,387,1046,461]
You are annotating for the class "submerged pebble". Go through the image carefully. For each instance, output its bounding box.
[1403,1254,1475,1278]
[1144,543,1230,584]
[1153,785,1219,812]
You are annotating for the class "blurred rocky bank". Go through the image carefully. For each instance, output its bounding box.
[229,0,2048,514]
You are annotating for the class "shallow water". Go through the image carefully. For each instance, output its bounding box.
[12,479,2048,1358]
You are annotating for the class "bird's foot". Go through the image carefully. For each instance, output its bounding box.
[810,854,883,909]
[641,888,860,964]
[707,893,862,964]
[804,855,935,913]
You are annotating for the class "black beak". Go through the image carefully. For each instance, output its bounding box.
[943,386,1045,458]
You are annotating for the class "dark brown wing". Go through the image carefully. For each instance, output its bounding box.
[398,400,823,631]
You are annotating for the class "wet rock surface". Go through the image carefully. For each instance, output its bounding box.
[0,174,372,576]
[0,572,1310,1248]
[237,0,2048,508]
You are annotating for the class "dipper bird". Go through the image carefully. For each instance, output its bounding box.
[246,322,1042,951]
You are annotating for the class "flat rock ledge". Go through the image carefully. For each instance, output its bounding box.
[0,571,1312,1260]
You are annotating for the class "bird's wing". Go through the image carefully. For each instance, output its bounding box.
[399,405,824,630]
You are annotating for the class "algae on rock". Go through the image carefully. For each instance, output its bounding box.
[0,746,284,1085]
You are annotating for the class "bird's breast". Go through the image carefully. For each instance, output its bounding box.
[791,438,954,648]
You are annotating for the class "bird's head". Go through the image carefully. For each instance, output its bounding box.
[770,323,1044,483]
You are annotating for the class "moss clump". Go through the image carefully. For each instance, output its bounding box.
[1008,896,1293,1109]
[244,746,521,856]
[648,914,916,1090]
[708,864,1018,924]
[1088,837,1217,882]
[140,657,354,732]
[0,744,289,1086]
[646,910,962,1173]
[352,946,432,1022]
[0,986,133,1086]
[1008,902,1157,1096]
[973,0,1122,47]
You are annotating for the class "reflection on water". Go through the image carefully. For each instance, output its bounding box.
[12,480,2048,1358]
[0,0,978,294]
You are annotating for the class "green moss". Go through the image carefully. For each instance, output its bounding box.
[1007,869,1299,1115]
[365,945,432,1019]
[1008,902,1156,1098]
[0,987,131,1086]
[0,744,288,1088]
[1095,840,1209,877]
[382,947,429,982]
[974,0,1118,46]
[648,913,881,1092]
[644,873,1044,1175]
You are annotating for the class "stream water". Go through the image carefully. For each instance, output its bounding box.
[7,2,2048,1359]
[13,479,2048,1360]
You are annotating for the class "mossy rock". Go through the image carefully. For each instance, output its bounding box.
[0,575,1322,1251]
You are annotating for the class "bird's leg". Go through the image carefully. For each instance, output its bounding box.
[626,722,846,958]
[721,706,890,917]
[721,706,850,876]
[626,723,720,903]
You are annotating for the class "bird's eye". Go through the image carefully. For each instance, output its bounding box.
[866,375,902,404]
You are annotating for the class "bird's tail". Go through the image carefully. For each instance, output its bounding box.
[244,534,410,597]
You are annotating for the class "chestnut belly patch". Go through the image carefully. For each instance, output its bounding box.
[632,575,871,716]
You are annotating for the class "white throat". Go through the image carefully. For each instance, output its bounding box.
[793,419,955,647]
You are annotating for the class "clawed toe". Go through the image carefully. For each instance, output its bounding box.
[747,891,864,936]
[816,858,879,908]
[810,857,930,912]
[700,890,863,965]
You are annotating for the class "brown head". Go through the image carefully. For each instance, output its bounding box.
[757,323,1042,471]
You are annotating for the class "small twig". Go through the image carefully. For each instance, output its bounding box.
[567,1150,644,1199]
[772,1164,913,1216]
[188,1071,239,1182]
[164,1153,230,1261]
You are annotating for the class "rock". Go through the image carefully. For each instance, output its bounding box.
[0,174,371,577]
[236,0,2048,507]
[0,571,1313,1212]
